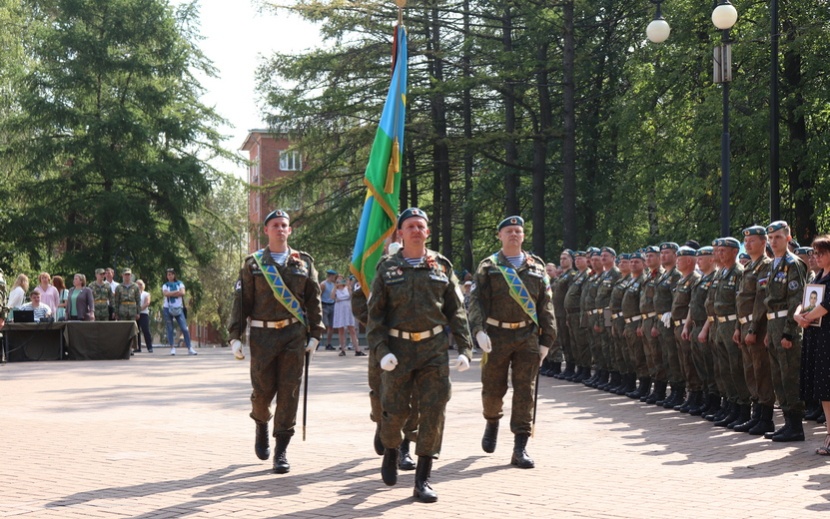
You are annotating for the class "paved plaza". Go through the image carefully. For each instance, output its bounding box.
[2,344,830,518]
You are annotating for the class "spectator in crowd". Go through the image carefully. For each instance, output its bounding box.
[53,275,69,321]
[162,268,195,356]
[19,290,52,322]
[8,274,29,310]
[34,272,60,315]
[320,269,338,350]
[136,279,154,353]
[105,267,119,319]
[333,275,365,356]
[65,273,94,321]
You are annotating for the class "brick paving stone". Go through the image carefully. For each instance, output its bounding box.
[3,346,830,518]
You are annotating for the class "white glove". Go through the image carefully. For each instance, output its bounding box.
[539,346,549,366]
[380,353,398,371]
[476,331,492,353]
[306,337,319,355]
[661,312,672,328]
[454,354,470,372]
[231,339,245,360]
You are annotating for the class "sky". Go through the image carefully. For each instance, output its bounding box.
[173,0,321,177]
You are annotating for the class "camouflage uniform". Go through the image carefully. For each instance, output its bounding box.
[367,249,472,457]
[736,256,774,408]
[228,247,324,437]
[114,282,141,320]
[90,281,113,321]
[551,268,576,366]
[640,266,665,382]
[609,271,633,377]
[564,268,591,370]
[582,269,603,372]
[703,268,723,397]
[764,251,807,416]
[622,271,649,379]
[468,251,556,435]
[595,266,621,374]
[654,266,683,391]
[672,270,701,392]
[712,261,749,406]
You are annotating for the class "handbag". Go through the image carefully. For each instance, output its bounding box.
[168,306,183,317]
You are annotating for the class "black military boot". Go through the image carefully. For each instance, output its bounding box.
[665,387,686,409]
[714,402,739,427]
[657,385,677,407]
[549,361,562,376]
[749,404,775,435]
[273,435,291,474]
[677,390,701,413]
[771,411,805,442]
[413,455,438,503]
[398,439,416,470]
[628,377,651,399]
[540,358,552,376]
[373,423,384,456]
[255,420,270,461]
[603,371,621,392]
[727,404,752,429]
[705,397,726,422]
[576,366,593,383]
[511,434,535,469]
[619,373,637,395]
[381,447,399,485]
[732,402,760,432]
[688,392,710,416]
[589,370,607,389]
[481,420,499,453]
[563,365,579,382]
[584,367,600,386]
[558,361,575,380]
[645,380,667,404]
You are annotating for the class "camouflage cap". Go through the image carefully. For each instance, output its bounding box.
[95,268,105,275]
[767,220,789,234]
[397,207,429,229]
[497,215,524,230]
[743,225,767,237]
[122,268,132,275]
[263,209,290,226]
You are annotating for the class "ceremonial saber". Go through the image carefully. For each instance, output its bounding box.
[531,363,541,438]
[302,350,310,441]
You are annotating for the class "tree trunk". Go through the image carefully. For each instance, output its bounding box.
[562,0,577,249]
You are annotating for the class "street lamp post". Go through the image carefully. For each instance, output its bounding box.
[646,0,737,237]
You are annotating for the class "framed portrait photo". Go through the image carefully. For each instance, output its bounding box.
[803,284,825,327]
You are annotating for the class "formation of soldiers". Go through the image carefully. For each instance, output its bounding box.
[544,220,818,441]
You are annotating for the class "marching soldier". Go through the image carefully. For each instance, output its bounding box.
[367,207,472,503]
[228,209,324,474]
[90,268,112,321]
[763,220,808,442]
[469,216,555,469]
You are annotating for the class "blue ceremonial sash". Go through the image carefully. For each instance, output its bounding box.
[490,253,539,326]
[252,249,307,327]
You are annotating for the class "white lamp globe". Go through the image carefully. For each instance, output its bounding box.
[647,19,671,43]
[712,2,738,30]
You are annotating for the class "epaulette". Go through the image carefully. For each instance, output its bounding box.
[785,254,796,265]
[432,251,454,268]
[296,250,315,262]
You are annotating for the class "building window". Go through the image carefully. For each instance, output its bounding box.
[279,150,302,171]
[250,160,260,183]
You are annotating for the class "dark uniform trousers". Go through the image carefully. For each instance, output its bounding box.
[381,334,451,458]
[659,321,683,386]
[624,322,649,378]
[552,313,569,363]
[714,320,750,404]
[766,317,805,414]
[249,323,306,436]
[590,324,606,371]
[369,349,419,442]
[481,325,540,435]
[691,321,717,395]
[567,311,591,367]
[675,325,702,392]
[739,321,775,407]
[599,323,614,371]
[642,317,665,381]
[613,318,633,374]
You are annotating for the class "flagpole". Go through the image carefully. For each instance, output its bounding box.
[396,0,405,26]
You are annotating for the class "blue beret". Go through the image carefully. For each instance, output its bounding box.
[677,246,696,257]
[630,252,646,261]
[264,209,289,225]
[562,248,575,258]
[767,220,789,234]
[573,250,587,258]
[619,253,631,260]
[795,247,813,255]
[738,252,750,260]
[722,237,740,249]
[397,207,429,229]
[600,246,617,256]
[326,269,337,275]
[743,225,767,237]
[697,246,714,257]
[712,238,723,247]
[660,242,679,251]
[644,245,660,254]
[498,215,524,231]
[586,247,601,256]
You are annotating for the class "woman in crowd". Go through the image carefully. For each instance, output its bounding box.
[53,275,69,321]
[34,272,60,315]
[65,273,94,321]
[795,234,830,454]
[333,275,365,356]
[8,274,29,310]
[136,279,154,353]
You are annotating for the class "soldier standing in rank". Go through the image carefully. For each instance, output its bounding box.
[731,225,776,434]
[592,247,620,390]
[638,246,663,403]
[468,216,556,469]
[367,208,472,503]
[228,209,323,473]
[90,268,113,321]
[581,248,602,386]
[670,247,701,412]
[622,252,649,397]
[763,220,808,442]
[684,246,719,417]
[113,269,141,321]
[607,253,632,393]
[564,251,592,382]
[653,242,683,408]
[552,250,577,379]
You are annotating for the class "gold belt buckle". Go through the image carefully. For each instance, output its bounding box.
[411,331,422,341]
[509,322,521,329]
[273,319,287,329]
